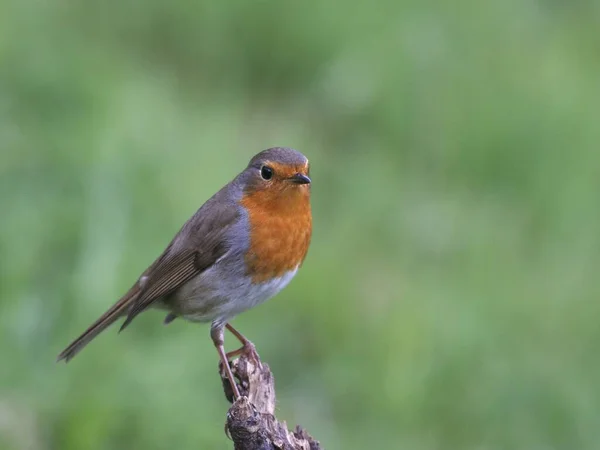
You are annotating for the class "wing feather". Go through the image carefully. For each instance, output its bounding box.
[119,192,239,330]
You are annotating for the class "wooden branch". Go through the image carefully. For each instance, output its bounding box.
[219,354,323,450]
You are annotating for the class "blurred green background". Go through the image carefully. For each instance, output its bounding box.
[2,0,600,449]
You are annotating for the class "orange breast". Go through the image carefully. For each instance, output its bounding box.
[240,187,312,283]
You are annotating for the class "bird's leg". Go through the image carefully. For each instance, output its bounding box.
[225,323,261,367]
[211,324,241,400]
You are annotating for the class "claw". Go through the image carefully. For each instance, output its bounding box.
[226,341,261,367]
[225,323,262,368]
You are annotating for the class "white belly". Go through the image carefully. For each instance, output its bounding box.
[167,265,299,324]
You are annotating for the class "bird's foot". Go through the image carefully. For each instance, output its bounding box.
[226,341,262,369]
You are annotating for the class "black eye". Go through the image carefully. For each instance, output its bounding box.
[260,165,274,180]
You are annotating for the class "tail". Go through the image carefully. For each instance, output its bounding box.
[57,285,140,363]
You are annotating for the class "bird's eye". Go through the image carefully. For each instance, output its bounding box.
[260,165,274,180]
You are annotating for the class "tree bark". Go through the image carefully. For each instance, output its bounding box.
[219,354,323,450]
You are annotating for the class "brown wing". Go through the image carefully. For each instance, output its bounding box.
[119,193,239,330]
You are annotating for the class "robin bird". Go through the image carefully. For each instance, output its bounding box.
[57,147,312,399]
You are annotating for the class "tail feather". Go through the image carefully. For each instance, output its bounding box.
[57,285,140,363]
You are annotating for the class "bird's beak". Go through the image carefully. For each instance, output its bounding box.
[289,173,311,185]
